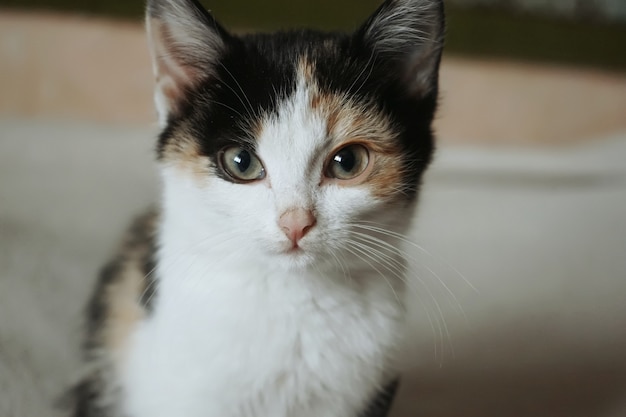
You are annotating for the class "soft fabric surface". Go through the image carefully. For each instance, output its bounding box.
[1,118,625,416]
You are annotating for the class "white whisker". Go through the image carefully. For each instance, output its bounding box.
[351,231,468,322]
[348,49,377,98]
[344,245,401,305]
[352,222,478,293]
[348,223,465,361]
[347,235,449,360]
[218,62,255,117]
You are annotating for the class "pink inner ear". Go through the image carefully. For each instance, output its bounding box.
[149,18,202,117]
[155,57,196,110]
[156,76,180,112]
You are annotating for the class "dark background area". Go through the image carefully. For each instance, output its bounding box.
[1,0,626,71]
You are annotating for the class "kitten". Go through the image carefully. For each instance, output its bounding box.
[72,0,444,416]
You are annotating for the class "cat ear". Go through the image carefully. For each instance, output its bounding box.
[356,0,444,97]
[146,0,229,125]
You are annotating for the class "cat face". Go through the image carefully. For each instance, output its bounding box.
[148,0,444,271]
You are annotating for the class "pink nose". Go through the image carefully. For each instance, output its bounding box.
[278,208,316,245]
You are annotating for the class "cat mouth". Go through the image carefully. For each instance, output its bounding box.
[284,243,304,254]
[279,242,315,262]
[272,239,321,265]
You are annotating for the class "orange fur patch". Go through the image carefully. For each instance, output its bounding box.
[298,58,405,200]
[161,127,212,183]
[102,265,146,367]
[100,212,158,369]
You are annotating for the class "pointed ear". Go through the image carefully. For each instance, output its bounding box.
[146,0,229,126]
[356,0,444,97]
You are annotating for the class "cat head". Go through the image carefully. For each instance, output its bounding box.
[146,0,444,271]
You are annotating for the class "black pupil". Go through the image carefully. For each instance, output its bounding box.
[334,149,356,173]
[233,150,251,173]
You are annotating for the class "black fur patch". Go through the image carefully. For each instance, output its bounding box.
[360,379,400,417]
[70,378,112,417]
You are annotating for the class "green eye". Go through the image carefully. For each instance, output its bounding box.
[326,144,370,180]
[219,146,266,182]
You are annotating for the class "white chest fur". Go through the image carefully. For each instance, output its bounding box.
[120,245,404,417]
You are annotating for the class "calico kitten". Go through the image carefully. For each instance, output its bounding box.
[73,0,444,416]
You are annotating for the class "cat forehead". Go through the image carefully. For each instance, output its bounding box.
[203,33,393,129]
[255,58,397,160]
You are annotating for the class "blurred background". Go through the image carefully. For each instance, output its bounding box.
[1,0,626,143]
[0,1,625,417]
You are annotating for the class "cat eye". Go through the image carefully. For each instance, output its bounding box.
[325,144,370,181]
[218,146,266,183]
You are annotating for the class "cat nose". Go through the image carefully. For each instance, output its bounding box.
[278,208,316,245]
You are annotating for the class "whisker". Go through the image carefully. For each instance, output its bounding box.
[348,49,377,98]
[346,238,452,362]
[344,245,401,304]
[348,225,465,361]
[218,62,255,116]
[352,223,478,293]
[351,231,468,321]
[328,249,351,286]
[207,99,246,119]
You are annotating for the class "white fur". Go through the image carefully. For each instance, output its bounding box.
[121,72,415,416]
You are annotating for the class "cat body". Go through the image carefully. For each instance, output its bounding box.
[73,0,444,416]
[124,219,405,417]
